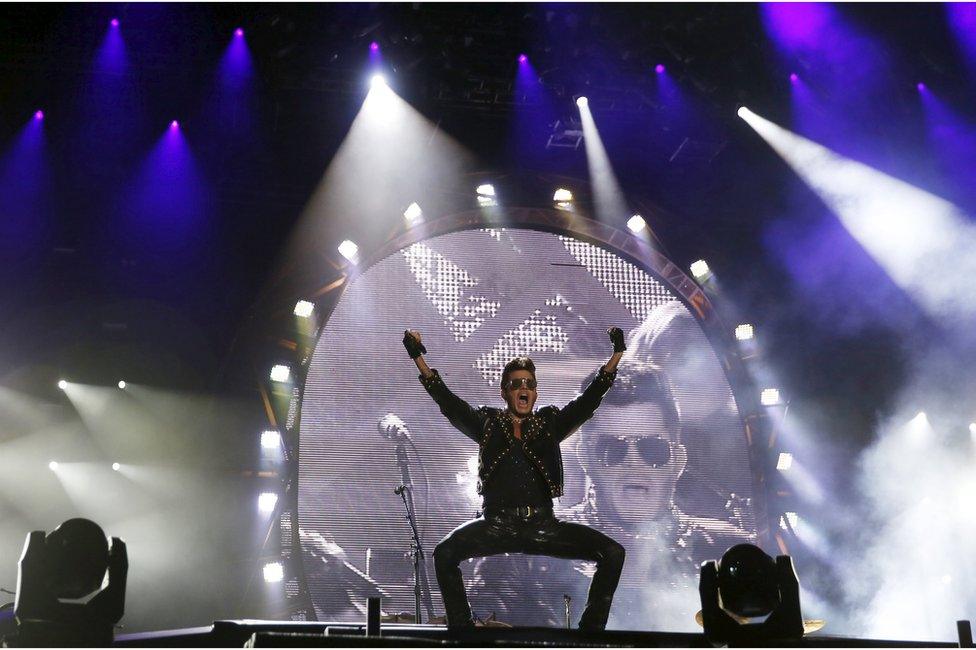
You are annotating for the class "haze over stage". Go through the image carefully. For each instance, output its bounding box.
[0,3,974,645]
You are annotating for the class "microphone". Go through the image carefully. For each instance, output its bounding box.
[394,485,406,496]
[379,413,412,441]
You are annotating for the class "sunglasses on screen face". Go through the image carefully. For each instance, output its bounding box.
[595,436,672,467]
[504,378,537,390]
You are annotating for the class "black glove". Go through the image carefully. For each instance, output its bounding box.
[607,327,626,353]
[402,330,427,359]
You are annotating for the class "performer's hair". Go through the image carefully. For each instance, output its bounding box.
[581,362,681,440]
[501,357,536,387]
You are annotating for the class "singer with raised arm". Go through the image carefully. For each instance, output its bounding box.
[402,328,627,632]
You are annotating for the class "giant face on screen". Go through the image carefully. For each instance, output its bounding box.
[298,224,758,631]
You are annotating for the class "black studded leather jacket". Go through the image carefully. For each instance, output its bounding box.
[418,367,617,498]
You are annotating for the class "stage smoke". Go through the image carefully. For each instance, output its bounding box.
[739,107,976,323]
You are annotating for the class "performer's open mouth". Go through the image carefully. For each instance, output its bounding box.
[517,393,530,406]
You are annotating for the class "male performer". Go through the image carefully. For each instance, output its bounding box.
[402,327,627,631]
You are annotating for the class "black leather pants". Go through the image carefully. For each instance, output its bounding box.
[432,509,625,630]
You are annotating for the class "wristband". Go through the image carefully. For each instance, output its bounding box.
[403,330,428,359]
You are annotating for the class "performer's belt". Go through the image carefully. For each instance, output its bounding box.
[485,504,553,519]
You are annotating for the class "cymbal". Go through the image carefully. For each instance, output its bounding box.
[479,614,513,628]
[694,610,825,634]
[804,620,826,634]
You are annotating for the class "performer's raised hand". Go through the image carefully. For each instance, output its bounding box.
[403,329,427,359]
[404,330,435,377]
[601,327,626,374]
[607,327,626,353]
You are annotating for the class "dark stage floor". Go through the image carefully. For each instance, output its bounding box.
[112,619,962,648]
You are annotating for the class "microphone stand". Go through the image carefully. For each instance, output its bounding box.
[393,442,435,624]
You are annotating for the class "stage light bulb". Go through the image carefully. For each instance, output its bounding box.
[370,74,387,89]
[270,365,290,383]
[780,511,799,530]
[916,82,926,92]
[735,324,754,341]
[117,380,126,389]
[476,184,498,207]
[776,452,793,471]
[518,54,527,63]
[234,27,244,37]
[112,462,121,471]
[690,259,710,279]
[760,388,781,406]
[258,492,278,513]
[48,461,59,470]
[110,18,119,27]
[969,422,976,436]
[553,188,573,202]
[370,41,379,52]
[627,214,647,233]
[906,411,931,443]
[263,561,284,583]
[338,239,359,262]
[655,64,665,74]
[576,96,588,108]
[57,379,67,390]
[261,430,281,449]
[789,72,799,83]
[293,300,314,318]
[169,120,179,130]
[403,202,423,224]
[34,110,44,120]
[737,106,751,119]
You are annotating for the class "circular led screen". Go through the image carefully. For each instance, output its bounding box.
[298,225,758,631]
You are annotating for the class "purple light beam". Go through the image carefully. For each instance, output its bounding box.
[96,16,127,73]
[368,40,383,69]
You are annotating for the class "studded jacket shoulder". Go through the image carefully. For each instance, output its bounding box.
[419,368,616,497]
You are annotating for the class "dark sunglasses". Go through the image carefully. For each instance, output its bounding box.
[595,436,672,467]
[504,377,537,390]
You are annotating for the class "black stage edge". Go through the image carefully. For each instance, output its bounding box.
[113,620,960,648]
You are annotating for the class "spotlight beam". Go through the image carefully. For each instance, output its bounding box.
[576,98,629,224]
[282,68,474,267]
[739,107,976,321]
